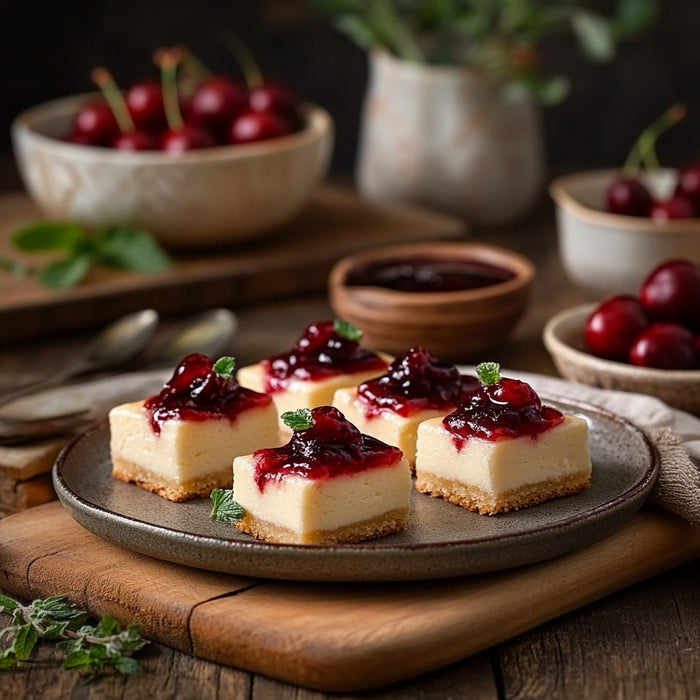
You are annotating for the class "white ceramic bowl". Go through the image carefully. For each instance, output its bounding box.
[549,169,700,296]
[12,93,334,249]
[543,304,700,415]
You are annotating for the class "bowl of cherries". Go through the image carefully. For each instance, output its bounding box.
[543,258,700,415]
[549,105,700,296]
[11,49,334,248]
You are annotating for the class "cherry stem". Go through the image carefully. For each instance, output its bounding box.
[177,45,211,83]
[623,103,686,174]
[154,48,184,131]
[91,67,135,134]
[223,31,263,89]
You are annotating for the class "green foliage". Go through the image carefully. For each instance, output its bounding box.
[5,221,172,289]
[476,361,501,385]
[213,356,237,379]
[0,594,147,676]
[210,489,245,523]
[311,0,659,103]
[281,407,315,431]
[333,318,363,341]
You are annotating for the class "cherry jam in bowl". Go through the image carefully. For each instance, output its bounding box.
[328,242,534,361]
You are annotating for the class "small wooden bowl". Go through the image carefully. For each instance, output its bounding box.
[543,304,700,415]
[328,242,534,361]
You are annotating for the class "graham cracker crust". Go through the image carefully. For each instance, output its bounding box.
[415,472,591,515]
[236,507,409,545]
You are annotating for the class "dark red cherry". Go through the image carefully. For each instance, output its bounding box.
[584,295,650,361]
[161,124,216,153]
[628,323,696,369]
[650,194,696,221]
[229,109,291,144]
[189,76,247,133]
[112,130,159,151]
[125,80,166,132]
[73,102,120,146]
[640,259,700,328]
[676,161,700,209]
[605,177,653,217]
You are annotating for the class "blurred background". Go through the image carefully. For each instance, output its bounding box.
[3,0,700,181]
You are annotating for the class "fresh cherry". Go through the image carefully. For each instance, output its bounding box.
[229,109,291,145]
[73,101,120,146]
[189,75,247,133]
[160,124,216,153]
[605,177,653,217]
[584,295,650,361]
[125,80,166,132]
[676,161,700,209]
[628,322,696,370]
[248,83,302,130]
[112,130,159,151]
[640,259,700,328]
[650,194,697,221]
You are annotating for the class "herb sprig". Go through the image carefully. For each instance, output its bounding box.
[210,488,245,523]
[0,594,148,676]
[0,221,172,289]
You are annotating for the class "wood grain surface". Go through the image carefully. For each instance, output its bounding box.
[0,501,698,692]
[0,187,464,343]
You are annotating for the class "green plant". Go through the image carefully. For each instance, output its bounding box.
[311,0,658,103]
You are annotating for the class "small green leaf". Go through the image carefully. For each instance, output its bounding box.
[0,595,18,613]
[39,255,93,289]
[0,257,29,277]
[281,408,315,431]
[63,648,92,670]
[12,624,38,661]
[0,654,17,669]
[113,655,142,675]
[476,362,501,386]
[333,319,362,341]
[95,614,120,637]
[210,489,245,523]
[571,10,615,62]
[98,227,172,273]
[11,222,86,252]
[213,356,236,379]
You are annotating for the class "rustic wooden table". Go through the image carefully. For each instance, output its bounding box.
[0,190,698,699]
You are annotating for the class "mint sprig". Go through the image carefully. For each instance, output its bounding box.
[210,489,245,523]
[333,319,363,341]
[476,362,501,386]
[281,408,315,431]
[213,356,236,379]
[0,594,147,675]
[5,221,172,289]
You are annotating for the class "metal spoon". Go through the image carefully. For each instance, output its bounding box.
[145,308,237,367]
[0,308,159,409]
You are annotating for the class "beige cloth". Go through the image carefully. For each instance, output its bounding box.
[506,369,700,525]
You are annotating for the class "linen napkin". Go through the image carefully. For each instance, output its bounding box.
[504,369,700,525]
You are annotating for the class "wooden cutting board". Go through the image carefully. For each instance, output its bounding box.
[1,501,698,692]
[0,186,464,342]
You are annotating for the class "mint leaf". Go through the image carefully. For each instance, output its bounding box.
[213,356,236,379]
[113,654,142,675]
[281,408,315,431]
[98,227,172,272]
[210,489,245,523]
[12,624,37,661]
[11,222,85,252]
[333,319,362,341]
[476,362,501,386]
[39,254,93,289]
[0,595,18,613]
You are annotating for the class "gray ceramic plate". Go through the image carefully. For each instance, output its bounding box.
[53,397,658,582]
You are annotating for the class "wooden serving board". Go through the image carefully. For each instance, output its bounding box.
[1,501,698,692]
[0,186,464,343]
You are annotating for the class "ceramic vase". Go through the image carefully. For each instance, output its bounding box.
[356,51,545,227]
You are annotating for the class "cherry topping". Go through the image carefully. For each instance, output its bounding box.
[251,406,403,491]
[261,320,387,393]
[443,363,563,448]
[628,322,696,369]
[357,347,479,417]
[584,295,649,361]
[144,353,271,434]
